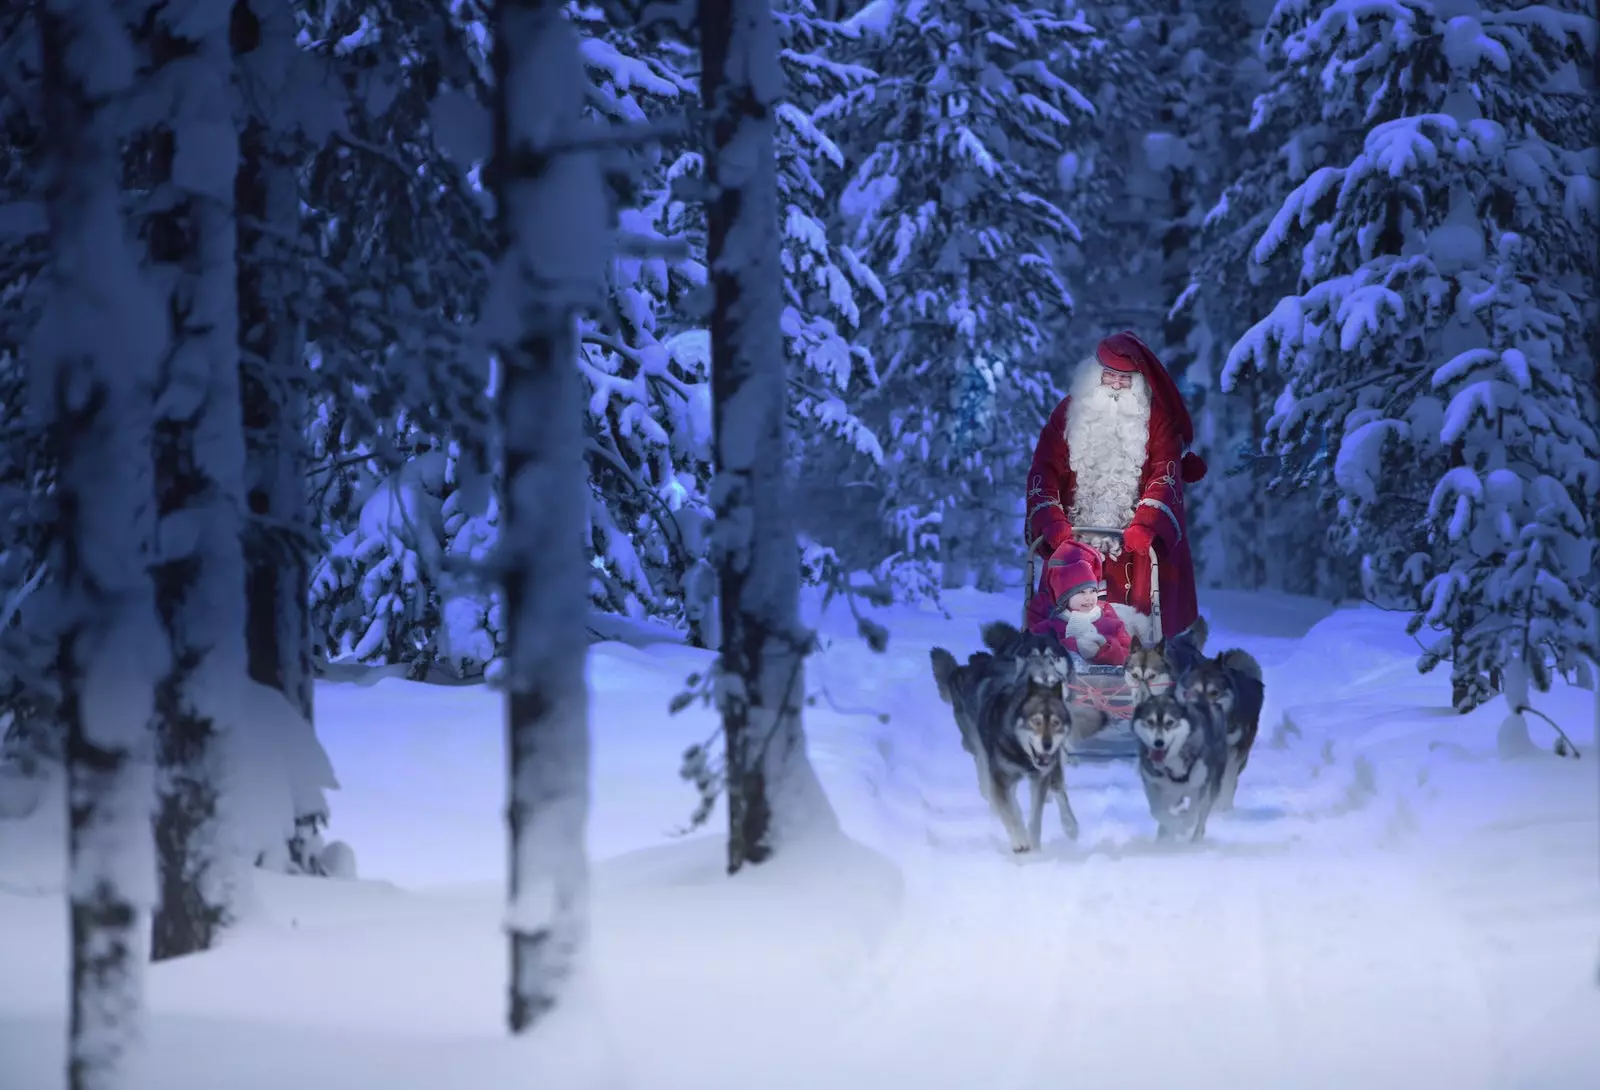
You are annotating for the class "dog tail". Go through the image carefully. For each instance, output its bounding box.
[979,620,1023,654]
[929,647,960,704]
[1216,647,1263,682]
[1188,614,1210,654]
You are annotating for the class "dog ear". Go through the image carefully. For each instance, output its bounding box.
[1128,633,1143,653]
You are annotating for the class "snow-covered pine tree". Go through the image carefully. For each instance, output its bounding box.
[1226,0,1599,713]
[770,0,899,597]
[489,0,604,1031]
[1117,1,1247,577]
[1189,0,1359,597]
[310,429,453,675]
[232,0,342,876]
[568,10,716,633]
[295,4,888,668]
[699,0,840,870]
[295,0,499,677]
[300,3,716,661]
[34,0,168,1082]
[832,0,1095,595]
[132,0,257,960]
[1413,3,1598,730]
[1064,1,1253,581]
[586,0,894,622]
[1052,2,1162,359]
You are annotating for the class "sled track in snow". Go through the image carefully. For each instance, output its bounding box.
[811,641,1502,1090]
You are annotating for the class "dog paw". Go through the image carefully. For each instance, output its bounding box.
[1060,819,1079,841]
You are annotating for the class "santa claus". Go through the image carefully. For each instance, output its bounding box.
[1023,331,1207,642]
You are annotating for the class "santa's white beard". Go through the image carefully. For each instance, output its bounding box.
[1064,358,1151,533]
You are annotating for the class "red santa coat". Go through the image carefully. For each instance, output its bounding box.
[1024,332,1206,640]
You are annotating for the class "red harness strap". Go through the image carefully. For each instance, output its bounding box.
[1063,676,1134,718]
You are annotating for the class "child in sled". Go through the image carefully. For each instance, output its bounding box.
[1026,540,1132,667]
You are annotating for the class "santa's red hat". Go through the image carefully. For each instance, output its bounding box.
[1044,540,1103,609]
[1096,331,1208,483]
[1095,342,1141,373]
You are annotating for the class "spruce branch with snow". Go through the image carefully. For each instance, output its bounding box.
[488,0,603,1033]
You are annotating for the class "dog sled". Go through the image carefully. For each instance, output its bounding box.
[1023,525,1170,760]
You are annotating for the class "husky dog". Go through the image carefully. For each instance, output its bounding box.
[930,639,1100,853]
[1130,692,1227,843]
[1177,648,1265,811]
[1125,636,1180,703]
[979,619,1062,660]
[982,620,1106,741]
[1124,629,1202,697]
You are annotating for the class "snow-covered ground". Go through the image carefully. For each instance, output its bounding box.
[2,589,1597,1090]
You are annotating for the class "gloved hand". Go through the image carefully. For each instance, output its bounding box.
[1122,523,1156,556]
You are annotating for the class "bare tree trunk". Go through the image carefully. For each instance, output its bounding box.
[490,0,604,1034]
[700,0,839,874]
[37,1,169,1084]
[233,0,337,874]
[138,0,253,962]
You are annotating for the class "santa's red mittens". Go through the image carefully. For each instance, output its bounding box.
[1122,523,1155,556]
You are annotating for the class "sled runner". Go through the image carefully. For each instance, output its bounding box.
[1023,525,1167,760]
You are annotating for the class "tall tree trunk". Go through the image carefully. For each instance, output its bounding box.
[37,1,169,1084]
[700,0,839,874]
[233,0,337,874]
[490,0,602,1034]
[140,0,254,962]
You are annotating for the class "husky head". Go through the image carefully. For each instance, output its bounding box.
[1012,681,1072,771]
[1178,655,1236,716]
[1131,693,1193,766]
[1126,635,1177,702]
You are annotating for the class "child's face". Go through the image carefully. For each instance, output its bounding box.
[1067,588,1099,613]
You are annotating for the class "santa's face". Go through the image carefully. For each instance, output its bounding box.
[1099,366,1134,392]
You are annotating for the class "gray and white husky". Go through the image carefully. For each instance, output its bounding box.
[1130,692,1228,843]
[1176,648,1265,812]
[929,634,1104,853]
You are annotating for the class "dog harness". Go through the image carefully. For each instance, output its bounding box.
[1142,750,1193,784]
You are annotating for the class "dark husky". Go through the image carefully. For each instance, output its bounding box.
[1130,692,1228,843]
[1177,648,1265,811]
[929,633,1103,853]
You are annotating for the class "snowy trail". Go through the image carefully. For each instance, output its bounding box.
[799,614,1503,1090]
[1,590,1593,1090]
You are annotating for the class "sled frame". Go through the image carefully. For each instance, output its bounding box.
[1023,525,1161,727]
